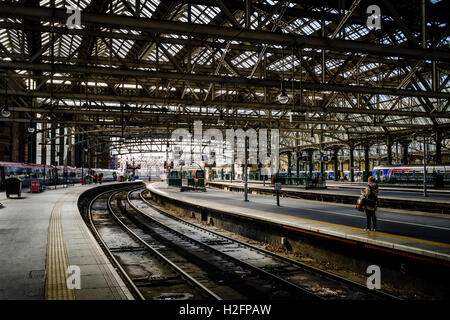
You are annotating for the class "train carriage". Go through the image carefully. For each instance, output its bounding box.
[1,162,123,190]
[372,165,450,185]
[0,162,55,190]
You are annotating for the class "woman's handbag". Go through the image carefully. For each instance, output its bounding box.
[356,196,365,212]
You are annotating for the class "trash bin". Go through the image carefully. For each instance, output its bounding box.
[31,180,40,193]
[6,177,23,198]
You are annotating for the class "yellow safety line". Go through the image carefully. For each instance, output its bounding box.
[281,213,450,249]
[304,197,450,219]
[243,205,450,249]
[45,193,75,300]
[377,208,450,219]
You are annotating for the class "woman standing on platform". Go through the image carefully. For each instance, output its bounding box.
[362,176,379,231]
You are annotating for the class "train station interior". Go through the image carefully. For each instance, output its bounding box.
[0,0,449,310]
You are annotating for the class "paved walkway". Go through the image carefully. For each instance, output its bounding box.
[0,183,132,300]
[211,180,450,202]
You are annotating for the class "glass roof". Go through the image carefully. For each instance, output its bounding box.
[0,0,448,152]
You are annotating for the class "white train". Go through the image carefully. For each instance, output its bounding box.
[372,165,449,183]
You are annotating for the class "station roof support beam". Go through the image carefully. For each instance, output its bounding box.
[1,60,450,100]
[7,91,450,118]
[0,5,449,62]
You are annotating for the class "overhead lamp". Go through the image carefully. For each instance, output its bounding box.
[1,106,11,118]
[28,119,35,134]
[2,76,10,117]
[218,110,225,125]
[277,82,289,104]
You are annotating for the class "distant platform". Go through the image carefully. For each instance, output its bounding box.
[148,182,450,263]
[213,179,450,197]
[207,180,450,214]
[0,183,133,300]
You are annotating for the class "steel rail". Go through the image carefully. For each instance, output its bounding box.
[108,188,222,301]
[126,189,324,300]
[87,189,145,300]
[138,189,400,300]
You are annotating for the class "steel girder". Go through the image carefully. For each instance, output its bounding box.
[0,5,449,61]
[1,60,449,99]
[6,91,450,119]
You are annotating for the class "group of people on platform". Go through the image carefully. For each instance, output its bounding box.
[93,173,103,184]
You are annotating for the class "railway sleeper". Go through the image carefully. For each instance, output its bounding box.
[109,246,147,252]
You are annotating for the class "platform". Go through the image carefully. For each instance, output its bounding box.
[207,180,450,214]
[224,179,450,195]
[147,182,450,263]
[0,183,133,300]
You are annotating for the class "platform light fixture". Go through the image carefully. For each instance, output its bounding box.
[277,81,289,104]
[218,110,225,125]
[1,105,10,118]
[27,123,35,134]
[218,83,225,125]
[28,101,35,133]
[278,49,289,105]
[2,76,10,118]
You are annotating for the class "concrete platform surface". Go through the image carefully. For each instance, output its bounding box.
[148,182,450,262]
[210,180,450,202]
[0,183,133,300]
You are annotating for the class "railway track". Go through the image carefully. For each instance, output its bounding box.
[88,187,221,300]
[131,188,400,300]
[118,190,321,300]
[89,186,316,300]
[87,184,400,300]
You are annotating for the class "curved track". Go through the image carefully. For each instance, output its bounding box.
[127,188,400,300]
[87,187,220,300]
[84,184,400,300]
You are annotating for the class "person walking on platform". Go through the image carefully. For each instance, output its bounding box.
[99,173,103,184]
[93,173,98,184]
[362,176,379,231]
